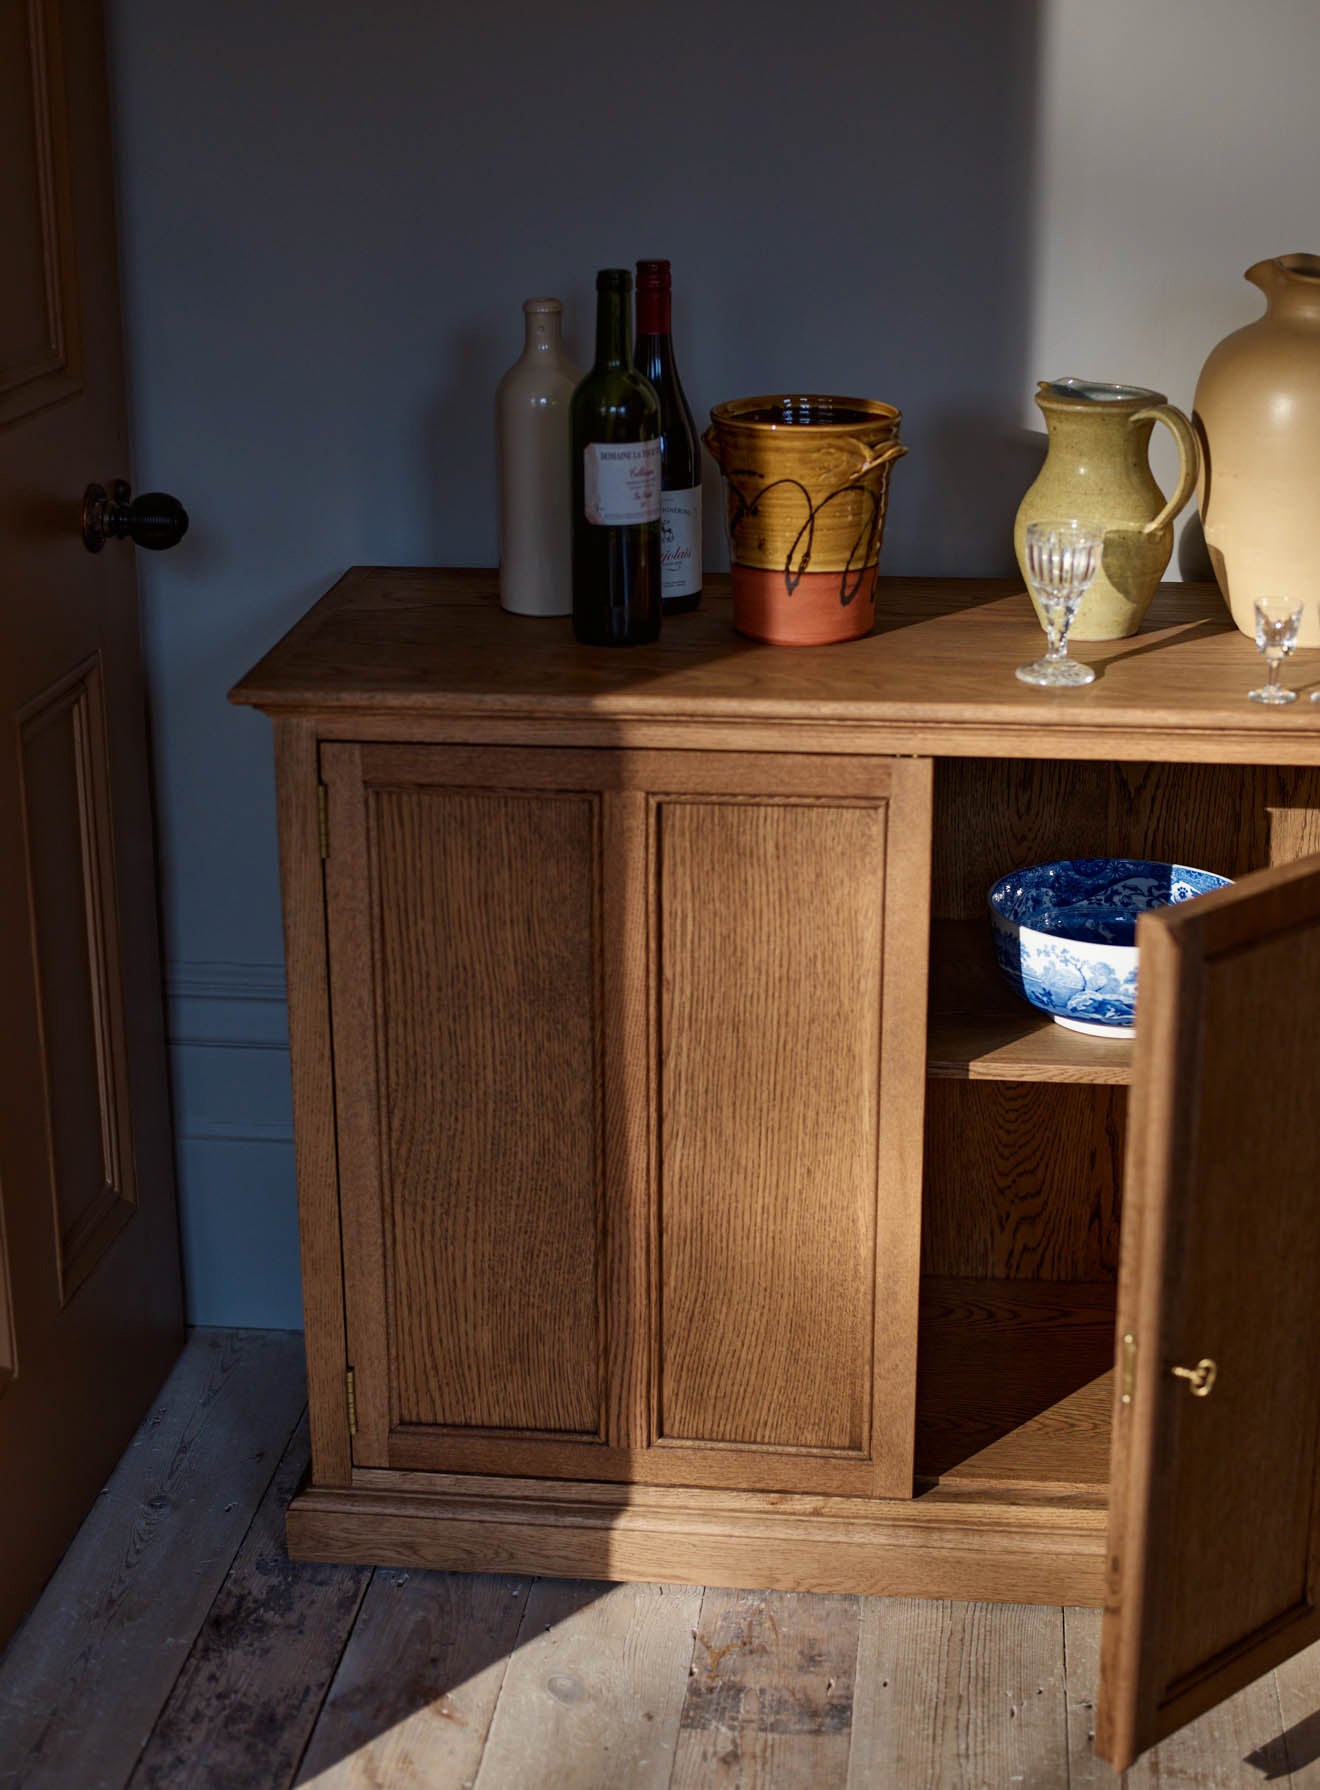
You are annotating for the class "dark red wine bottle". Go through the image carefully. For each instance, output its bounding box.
[570,269,662,646]
[636,259,702,613]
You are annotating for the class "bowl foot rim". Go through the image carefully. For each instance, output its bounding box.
[1053,1014,1135,1039]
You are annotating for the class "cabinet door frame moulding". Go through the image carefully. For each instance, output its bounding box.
[315,741,932,1500]
[275,720,351,1485]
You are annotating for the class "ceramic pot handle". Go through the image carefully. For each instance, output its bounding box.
[1132,403,1199,535]
[701,424,724,466]
[848,438,909,479]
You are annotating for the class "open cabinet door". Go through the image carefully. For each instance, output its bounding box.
[1096,854,1320,1770]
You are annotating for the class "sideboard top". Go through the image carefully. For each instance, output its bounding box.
[229,567,1320,764]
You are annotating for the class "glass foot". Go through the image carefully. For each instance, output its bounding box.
[1016,656,1095,687]
[1248,684,1297,704]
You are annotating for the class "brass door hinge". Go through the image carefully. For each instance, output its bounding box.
[1121,1332,1137,1406]
[318,783,330,859]
[345,1366,358,1436]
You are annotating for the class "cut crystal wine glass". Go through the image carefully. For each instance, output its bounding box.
[1016,520,1102,688]
[1249,596,1301,704]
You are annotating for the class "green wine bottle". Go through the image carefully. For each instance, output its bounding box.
[571,269,662,646]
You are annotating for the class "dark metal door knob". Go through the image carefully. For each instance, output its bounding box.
[83,480,189,552]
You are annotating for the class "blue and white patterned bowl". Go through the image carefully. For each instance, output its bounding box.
[987,859,1232,1037]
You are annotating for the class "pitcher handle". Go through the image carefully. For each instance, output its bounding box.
[847,437,909,480]
[1132,403,1199,536]
[701,424,724,466]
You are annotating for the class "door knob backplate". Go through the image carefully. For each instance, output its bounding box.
[83,480,189,553]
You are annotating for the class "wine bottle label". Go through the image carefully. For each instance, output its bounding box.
[584,441,661,526]
[660,488,702,599]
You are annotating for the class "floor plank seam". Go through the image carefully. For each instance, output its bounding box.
[118,1354,310,1790]
[1060,1604,1074,1790]
[1272,1669,1293,1785]
[284,1558,374,1790]
[469,1575,554,1790]
[669,1582,711,1790]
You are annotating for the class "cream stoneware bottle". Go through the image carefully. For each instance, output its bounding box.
[1014,380,1199,640]
[496,298,582,616]
[1195,253,1320,646]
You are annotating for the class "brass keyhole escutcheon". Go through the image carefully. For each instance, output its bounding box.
[1171,1357,1218,1397]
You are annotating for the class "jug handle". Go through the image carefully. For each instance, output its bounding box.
[701,424,724,466]
[848,438,909,479]
[1131,403,1199,535]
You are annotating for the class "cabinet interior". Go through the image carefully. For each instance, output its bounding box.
[915,757,1320,1500]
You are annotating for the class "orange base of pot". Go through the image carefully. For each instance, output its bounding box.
[731,565,877,645]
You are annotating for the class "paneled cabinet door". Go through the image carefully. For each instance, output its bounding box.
[1097,853,1320,1770]
[319,744,932,1499]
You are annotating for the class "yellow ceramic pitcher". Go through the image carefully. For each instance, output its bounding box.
[1014,379,1199,639]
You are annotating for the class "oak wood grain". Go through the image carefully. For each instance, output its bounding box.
[672,1587,859,1788]
[657,798,884,1456]
[287,1475,1109,1609]
[916,1278,1115,1491]
[275,719,352,1487]
[927,1010,1135,1084]
[229,570,1320,767]
[928,918,1134,1083]
[1099,854,1320,1769]
[322,743,615,1478]
[922,1081,1125,1280]
[374,782,603,1436]
[932,757,1320,923]
[649,755,929,1497]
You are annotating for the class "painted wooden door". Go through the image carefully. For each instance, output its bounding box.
[321,743,931,1498]
[1097,854,1320,1769]
[0,0,183,1643]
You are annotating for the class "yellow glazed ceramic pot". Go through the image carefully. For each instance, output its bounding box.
[1014,380,1199,640]
[703,395,907,644]
[1195,253,1320,646]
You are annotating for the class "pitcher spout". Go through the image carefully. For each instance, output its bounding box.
[1246,254,1320,314]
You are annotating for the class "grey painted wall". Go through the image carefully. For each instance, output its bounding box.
[105,0,1320,1327]
[106,0,1041,1326]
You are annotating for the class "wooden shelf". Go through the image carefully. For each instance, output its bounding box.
[927,1010,1134,1084]
[916,1276,1116,1497]
[927,918,1135,1085]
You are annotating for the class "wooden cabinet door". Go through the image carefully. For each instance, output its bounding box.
[640,750,931,1497]
[322,743,619,1484]
[1097,854,1320,1770]
[320,744,931,1498]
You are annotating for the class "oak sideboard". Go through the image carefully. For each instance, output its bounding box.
[232,568,1320,1769]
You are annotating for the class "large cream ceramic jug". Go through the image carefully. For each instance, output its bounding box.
[1014,380,1199,639]
[1195,253,1320,646]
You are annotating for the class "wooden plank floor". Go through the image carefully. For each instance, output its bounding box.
[2,1331,1317,1789]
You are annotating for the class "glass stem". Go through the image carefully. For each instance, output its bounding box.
[1044,599,1069,660]
[1267,651,1283,692]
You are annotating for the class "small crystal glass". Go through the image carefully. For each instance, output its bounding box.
[1249,597,1301,704]
[1017,520,1102,687]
